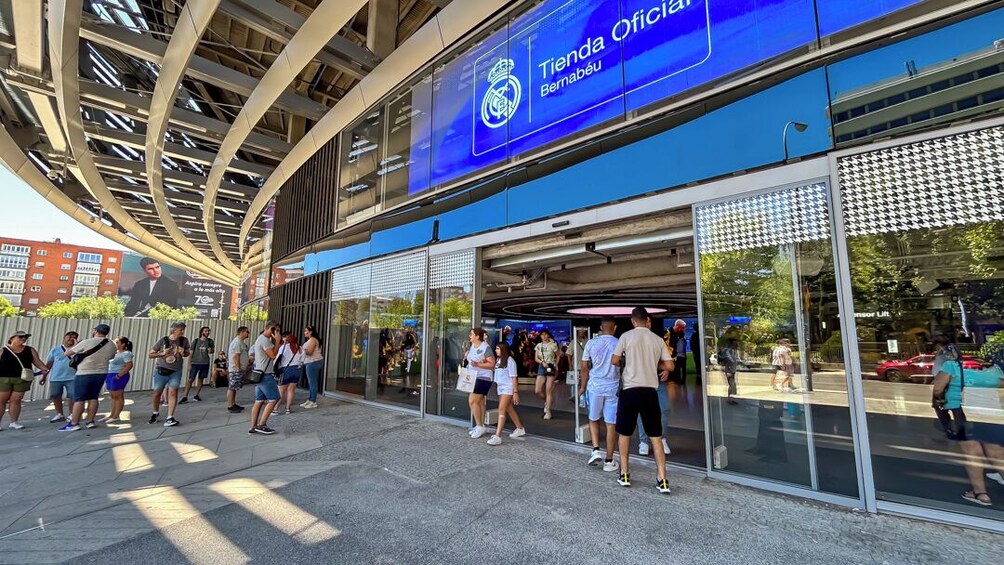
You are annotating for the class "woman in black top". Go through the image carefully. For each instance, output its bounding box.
[1,331,49,430]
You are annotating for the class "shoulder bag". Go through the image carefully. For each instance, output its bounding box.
[4,346,36,381]
[155,337,176,376]
[69,339,109,370]
[248,354,273,384]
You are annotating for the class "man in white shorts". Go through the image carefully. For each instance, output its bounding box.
[579,317,621,472]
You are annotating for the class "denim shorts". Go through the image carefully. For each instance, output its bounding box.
[255,374,280,402]
[75,373,105,401]
[280,367,301,385]
[153,369,183,390]
[49,380,75,399]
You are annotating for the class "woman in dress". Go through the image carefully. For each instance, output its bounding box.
[102,337,134,424]
[487,342,526,445]
[300,325,324,409]
[0,331,48,430]
[466,328,495,439]
[534,330,559,419]
[277,332,303,414]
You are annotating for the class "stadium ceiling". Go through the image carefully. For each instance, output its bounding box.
[0,0,454,285]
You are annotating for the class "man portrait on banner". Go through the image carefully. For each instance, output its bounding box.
[123,257,180,317]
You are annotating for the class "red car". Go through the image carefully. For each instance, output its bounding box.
[875,355,988,383]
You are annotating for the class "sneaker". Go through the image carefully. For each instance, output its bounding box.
[58,423,81,432]
[470,426,486,439]
[603,460,620,473]
[639,442,650,456]
[8,422,25,430]
[49,413,67,423]
[179,397,188,404]
[161,398,168,406]
[487,434,502,446]
[105,418,120,424]
[656,478,672,494]
[543,410,552,420]
[617,473,631,487]
[193,395,202,402]
[300,401,311,408]
[255,425,276,435]
[248,427,258,434]
[509,428,526,439]
[304,401,318,409]
[85,421,97,429]
[662,438,672,455]
[588,449,603,466]
[227,405,243,413]
[163,417,179,427]
[149,413,159,424]
[233,404,245,411]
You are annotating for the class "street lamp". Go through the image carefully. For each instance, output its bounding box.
[782,121,808,161]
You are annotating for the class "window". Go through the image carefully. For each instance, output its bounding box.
[29,286,40,292]
[0,281,25,293]
[75,263,101,274]
[34,261,44,268]
[27,298,38,305]
[36,249,47,256]
[106,267,116,274]
[72,286,98,297]
[32,273,43,280]
[108,257,117,263]
[77,252,103,264]
[61,264,71,271]
[73,274,100,286]
[63,252,72,259]
[57,288,67,294]
[0,256,28,269]
[59,275,69,282]
[1,244,30,255]
[104,279,114,286]
[0,268,26,279]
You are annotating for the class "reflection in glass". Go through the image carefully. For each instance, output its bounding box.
[338,109,384,228]
[384,75,433,208]
[371,289,425,408]
[426,252,476,420]
[329,265,372,397]
[698,184,857,497]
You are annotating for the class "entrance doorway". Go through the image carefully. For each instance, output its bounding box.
[479,209,706,468]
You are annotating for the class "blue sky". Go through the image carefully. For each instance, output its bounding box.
[0,163,127,250]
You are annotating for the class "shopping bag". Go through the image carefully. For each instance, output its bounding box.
[457,367,476,393]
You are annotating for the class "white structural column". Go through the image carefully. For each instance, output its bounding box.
[237,0,515,259]
[47,0,238,285]
[202,0,368,271]
[144,0,236,280]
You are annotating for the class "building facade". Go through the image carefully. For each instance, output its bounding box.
[0,238,123,315]
[261,1,1004,532]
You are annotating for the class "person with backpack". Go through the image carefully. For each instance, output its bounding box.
[932,341,1004,507]
[180,326,214,404]
[148,322,191,427]
[58,324,116,431]
[719,339,740,405]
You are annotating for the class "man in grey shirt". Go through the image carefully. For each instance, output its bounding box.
[181,326,214,404]
[59,324,116,432]
[248,321,281,435]
[149,322,191,427]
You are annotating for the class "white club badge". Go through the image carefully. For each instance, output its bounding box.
[480,58,521,129]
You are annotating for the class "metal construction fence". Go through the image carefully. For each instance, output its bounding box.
[0,317,258,402]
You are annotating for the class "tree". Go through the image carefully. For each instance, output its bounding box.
[148,303,200,320]
[0,296,20,317]
[37,296,125,319]
[239,303,269,321]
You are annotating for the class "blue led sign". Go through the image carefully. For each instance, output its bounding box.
[816,0,925,37]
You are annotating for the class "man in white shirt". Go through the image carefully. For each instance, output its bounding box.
[226,326,250,413]
[579,318,621,472]
[611,307,674,494]
[248,321,281,435]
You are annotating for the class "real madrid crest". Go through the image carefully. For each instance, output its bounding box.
[480,58,521,129]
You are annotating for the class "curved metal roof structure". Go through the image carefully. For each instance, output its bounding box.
[0,0,468,284]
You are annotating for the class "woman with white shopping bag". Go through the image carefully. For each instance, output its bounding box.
[463,328,495,439]
[931,343,1004,507]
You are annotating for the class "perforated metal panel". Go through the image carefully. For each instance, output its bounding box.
[695,183,831,254]
[331,263,372,301]
[369,252,427,295]
[429,250,475,289]
[838,126,1004,236]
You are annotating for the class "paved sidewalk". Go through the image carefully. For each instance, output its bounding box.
[0,388,1001,564]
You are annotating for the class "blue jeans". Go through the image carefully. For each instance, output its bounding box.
[638,381,670,442]
[304,360,323,402]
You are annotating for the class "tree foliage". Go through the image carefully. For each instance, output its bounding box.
[147,303,200,320]
[0,296,20,317]
[239,303,269,321]
[37,296,125,319]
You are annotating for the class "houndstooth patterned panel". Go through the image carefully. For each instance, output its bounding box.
[331,264,371,301]
[369,252,427,295]
[429,250,475,289]
[839,126,1004,236]
[695,183,830,255]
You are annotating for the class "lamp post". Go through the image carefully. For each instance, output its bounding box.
[782,121,808,161]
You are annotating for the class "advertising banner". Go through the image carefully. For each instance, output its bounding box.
[119,253,233,318]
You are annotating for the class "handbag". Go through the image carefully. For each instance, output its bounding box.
[457,367,476,393]
[4,346,35,381]
[69,338,109,369]
[248,355,273,384]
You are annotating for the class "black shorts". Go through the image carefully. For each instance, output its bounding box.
[615,387,662,438]
[472,378,493,396]
[189,364,210,381]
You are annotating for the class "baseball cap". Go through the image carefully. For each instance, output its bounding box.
[94,323,111,335]
[11,330,30,338]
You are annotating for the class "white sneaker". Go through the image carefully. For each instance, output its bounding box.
[639,442,650,456]
[304,401,318,409]
[602,460,620,473]
[662,438,672,455]
[470,426,486,439]
[8,422,24,430]
[588,449,603,466]
[486,435,502,446]
[509,427,526,439]
[300,401,311,408]
[987,472,1004,486]
[543,410,552,420]
[49,413,66,423]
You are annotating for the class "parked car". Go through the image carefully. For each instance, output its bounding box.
[875,355,989,383]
